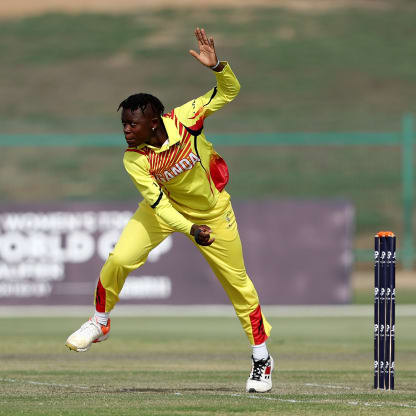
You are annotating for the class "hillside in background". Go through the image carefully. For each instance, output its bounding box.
[1,2,415,255]
[1,4,416,133]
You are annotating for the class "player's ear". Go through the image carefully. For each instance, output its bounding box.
[151,117,160,130]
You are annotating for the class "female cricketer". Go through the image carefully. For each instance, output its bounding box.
[66,28,273,393]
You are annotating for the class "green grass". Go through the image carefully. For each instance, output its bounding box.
[1,6,416,133]
[1,315,415,415]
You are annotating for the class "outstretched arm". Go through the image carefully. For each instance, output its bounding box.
[189,27,225,73]
[173,27,240,124]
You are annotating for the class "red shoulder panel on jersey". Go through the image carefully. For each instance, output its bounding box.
[188,106,204,120]
[188,117,204,131]
[187,107,205,131]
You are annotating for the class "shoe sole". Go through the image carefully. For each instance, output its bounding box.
[65,333,109,352]
[247,387,272,393]
[65,341,89,352]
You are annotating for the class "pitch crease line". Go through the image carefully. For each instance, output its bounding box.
[230,393,416,409]
[3,379,416,409]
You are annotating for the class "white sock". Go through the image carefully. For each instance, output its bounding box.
[94,311,110,326]
[252,342,269,361]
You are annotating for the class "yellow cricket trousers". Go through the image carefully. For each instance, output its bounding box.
[95,192,272,345]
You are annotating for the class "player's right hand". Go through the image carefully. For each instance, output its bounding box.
[191,224,215,246]
[189,27,218,68]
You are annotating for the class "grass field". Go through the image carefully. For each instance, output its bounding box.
[1,5,416,133]
[1,312,416,415]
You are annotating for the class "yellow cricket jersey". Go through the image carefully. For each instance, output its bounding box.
[123,62,240,234]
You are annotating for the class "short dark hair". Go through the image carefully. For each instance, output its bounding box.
[118,93,164,116]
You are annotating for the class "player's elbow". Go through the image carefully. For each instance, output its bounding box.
[235,80,241,94]
[223,82,241,103]
[231,80,241,99]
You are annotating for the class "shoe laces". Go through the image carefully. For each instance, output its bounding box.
[251,357,269,381]
[80,319,101,334]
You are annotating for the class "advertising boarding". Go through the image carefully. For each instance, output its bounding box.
[0,201,354,305]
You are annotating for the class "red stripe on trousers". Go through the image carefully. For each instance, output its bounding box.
[95,278,106,313]
[249,305,267,345]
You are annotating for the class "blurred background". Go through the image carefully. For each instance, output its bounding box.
[0,0,415,307]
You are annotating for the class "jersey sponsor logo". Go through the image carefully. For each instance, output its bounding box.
[154,152,200,183]
[148,116,201,184]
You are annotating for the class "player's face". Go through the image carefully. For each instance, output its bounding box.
[121,107,153,147]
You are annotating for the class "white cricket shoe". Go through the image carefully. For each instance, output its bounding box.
[246,355,274,393]
[65,317,111,352]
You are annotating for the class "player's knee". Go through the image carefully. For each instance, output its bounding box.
[108,251,137,268]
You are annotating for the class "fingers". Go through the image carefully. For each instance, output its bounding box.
[195,27,211,46]
[197,230,211,244]
[199,225,212,233]
[200,28,210,45]
[194,225,215,246]
[189,49,199,60]
[206,236,215,246]
[195,27,204,46]
[197,234,215,246]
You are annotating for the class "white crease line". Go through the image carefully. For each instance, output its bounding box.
[3,378,416,409]
[230,393,416,409]
[303,382,416,394]
[0,377,89,389]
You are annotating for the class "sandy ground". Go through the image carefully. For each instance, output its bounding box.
[0,0,394,18]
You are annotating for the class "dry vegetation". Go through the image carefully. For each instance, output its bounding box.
[0,0,403,18]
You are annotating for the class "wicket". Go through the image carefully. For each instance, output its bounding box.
[374,231,396,390]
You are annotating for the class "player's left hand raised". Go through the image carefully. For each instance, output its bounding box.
[189,27,218,68]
